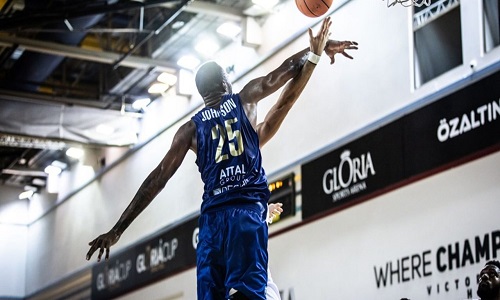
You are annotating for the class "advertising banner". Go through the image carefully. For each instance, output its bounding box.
[302,70,500,220]
[91,216,199,300]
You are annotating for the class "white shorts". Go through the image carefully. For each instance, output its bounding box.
[266,268,281,300]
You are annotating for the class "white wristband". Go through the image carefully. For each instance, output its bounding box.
[307,51,321,65]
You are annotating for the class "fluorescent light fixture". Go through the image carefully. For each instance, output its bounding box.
[157,72,177,85]
[177,55,201,70]
[11,48,24,60]
[177,68,196,96]
[19,190,34,199]
[171,20,185,30]
[252,0,279,10]
[195,39,220,56]
[148,82,169,94]
[32,178,46,186]
[95,124,115,135]
[51,160,67,170]
[47,173,60,194]
[66,147,84,159]
[132,97,151,110]
[217,22,241,38]
[24,185,37,191]
[44,165,62,175]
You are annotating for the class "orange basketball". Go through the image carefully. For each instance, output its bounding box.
[295,0,333,18]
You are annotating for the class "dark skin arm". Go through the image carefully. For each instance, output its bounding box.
[257,20,358,147]
[239,20,358,127]
[86,120,196,262]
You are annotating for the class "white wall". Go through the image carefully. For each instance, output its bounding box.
[267,151,500,300]
[17,0,500,297]
[104,149,500,300]
[0,223,27,298]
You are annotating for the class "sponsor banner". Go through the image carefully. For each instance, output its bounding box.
[372,229,500,299]
[91,216,199,300]
[302,70,500,220]
[301,121,405,219]
[404,71,500,176]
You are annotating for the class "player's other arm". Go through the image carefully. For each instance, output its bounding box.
[86,120,195,262]
[257,18,331,146]
[257,59,317,147]
[239,17,358,106]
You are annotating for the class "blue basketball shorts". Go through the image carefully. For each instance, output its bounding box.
[197,205,269,300]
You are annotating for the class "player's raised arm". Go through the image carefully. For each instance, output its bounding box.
[86,120,195,262]
[239,18,358,107]
[257,18,358,147]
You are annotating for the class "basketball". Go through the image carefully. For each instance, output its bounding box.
[295,0,333,18]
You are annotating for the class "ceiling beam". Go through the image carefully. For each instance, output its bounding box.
[171,1,245,21]
[0,35,178,73]
[0,0,184,30]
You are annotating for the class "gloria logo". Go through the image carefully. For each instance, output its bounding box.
[322,150,376,202]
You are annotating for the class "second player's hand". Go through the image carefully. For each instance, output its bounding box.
[324,40,359,64]
[86,230,121,262]
[268,202,284,222]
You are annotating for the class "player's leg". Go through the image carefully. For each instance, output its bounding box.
[266,268,282,300]
[224,206,268,300]
[197,212,226,300]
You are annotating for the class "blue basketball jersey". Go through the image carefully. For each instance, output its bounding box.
[191,93,270,213]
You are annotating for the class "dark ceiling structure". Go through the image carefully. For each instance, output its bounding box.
[0,0,269,190]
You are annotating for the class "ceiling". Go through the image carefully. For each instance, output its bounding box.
[0,0,274,190]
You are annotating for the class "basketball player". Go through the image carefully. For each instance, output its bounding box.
[86,17,357,300]
[477,260,500,300]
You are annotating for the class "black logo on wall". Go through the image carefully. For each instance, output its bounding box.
[302,121,404,219]
[302,70,500,220]
[91,216,199,300]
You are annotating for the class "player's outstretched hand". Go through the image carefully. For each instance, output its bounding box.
[86,230,120,262]
[267,202,284,224]
[324,40,359,64]
[308,17,332,56]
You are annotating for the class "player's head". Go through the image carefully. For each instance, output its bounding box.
[195,61,232,99]
[477,260,500,299]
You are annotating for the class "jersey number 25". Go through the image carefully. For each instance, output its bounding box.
[211,117,244,163]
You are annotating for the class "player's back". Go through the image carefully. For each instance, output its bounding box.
[191,93,270,213]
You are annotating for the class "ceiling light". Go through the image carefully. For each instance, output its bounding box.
[24,185,38,192]
[177,55,201,70]
[19,190,34,200]
[51,160,67,170]
[217,22,241,38]
[252,0,279,10]
[66,147,84,159]
[171,20,185,30]
[132,97,152,110]
[157,72,177,85]
[95,124,115,135]
[11,48,24,60]
[177,69,195,96]
[148,82,169,94]
[44,165,62,175]
[195,39,220,56]
[32,178,46,186]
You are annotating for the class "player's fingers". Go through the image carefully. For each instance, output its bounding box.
[105,246,110,261]
[342,52,354,59]
[308,27,314,40]
[97,245,105,262]
[86,240,99,260]
[321,19,329,33]
[86,248,94,261]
